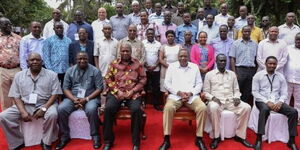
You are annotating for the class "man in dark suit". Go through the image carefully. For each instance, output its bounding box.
[69,27,95,66]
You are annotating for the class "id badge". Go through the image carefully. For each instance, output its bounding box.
[77,88,86,98]
[29,93,38,104]
[74,33,79,40]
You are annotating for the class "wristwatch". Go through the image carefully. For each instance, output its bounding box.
[86,97,90,102]
[41,106,47,112]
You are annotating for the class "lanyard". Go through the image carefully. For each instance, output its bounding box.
[266,74,276,92]
[31,78,38,92]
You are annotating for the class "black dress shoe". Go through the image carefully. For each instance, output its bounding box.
[195,138,207,150]
[133,145,140,150]
[102,143,113,150]
[40,140,51,150]
[254,140,262,150]
[158,140,171,150]
[13,143,25,150]
[154,105,163,111]
[287,142,299,150]
[234,136,253,148]
[92,136,101,149]
[55,138,71,150]
[210,137,220,149]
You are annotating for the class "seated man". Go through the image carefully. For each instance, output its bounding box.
[252,56,298,150]
[56,52,103,150]
[102,43,146,150]
[159,49,207,150]
[0,53,62,150]
[203,54,253,149]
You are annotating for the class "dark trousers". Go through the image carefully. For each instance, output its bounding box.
[256,101,298,136]
[146,71,160,106]
[57,73,65,88]
[103,93,143,145]
[236,67,256,103]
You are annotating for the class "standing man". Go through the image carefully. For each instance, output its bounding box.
[234,6,248,30]
[43,21,72,84]
[56,52,103,150]
[103,43,146,150]
[110,3,132,41]
[128,1,141,25]
[0,53,62,150]
[143,28,162,111]
[252,56,298,150]
[171,2,185,26]
[211,25,234,69]
[278,12,300,45]
[256,26,288,73]
[144,0,154,15]
[181,30,193,57]
[159,49,207,150]
[69,28,94,66]
[203,0,218,17]
[157,11,177,45]
[137,11,159,41]
[0,17,21,111]
[43,9,69,39]
[214,3,232,26]
[200,14,219,44]
[117,24,146,63]
[149,3,164,25]
[260,16,270,39]
[20,21,45,70]
[284,33,300,124]
[91,7,109,42]
[192,8,206,31]
[175,13,197,44]
[204,54,252,149]
[67,10,93,42]
[237,15,263,43]
[162,0,177,14]
[227,16,238,40]
[229,26,258,104]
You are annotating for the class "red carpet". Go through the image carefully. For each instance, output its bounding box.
[0,106,299,150]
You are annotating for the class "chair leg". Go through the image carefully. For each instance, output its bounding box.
[141,112,147,140]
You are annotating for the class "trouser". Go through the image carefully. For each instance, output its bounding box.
[57,98,100,140]
[207,100,251,139]
[163,97,206,137]
[287,82,300,119]
[256,101,298,136]
[57,73,65,88]
[0,104,58,150]
[103,93,143,145]
[0,67,20,111]
[146,71,160,106]
[236,67,256,104]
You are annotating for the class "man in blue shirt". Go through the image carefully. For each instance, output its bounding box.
[175,13,197,44]
[66,10,93,42]
[110,3,132,40]
[43,21,72,84]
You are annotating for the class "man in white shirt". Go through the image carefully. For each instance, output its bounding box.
[234,6,248,30]
[204,54,252,149]
[91,7,109,43]
[200,14,219,44]
[214,3,232,26]
[128,1,141,25]
[257,26,288,73]
[285,33,300,124]
[278,12,300,45]
[143,28,162,111]
[252,56,298,150]
[158,49,207,150]
[43,9,69,39]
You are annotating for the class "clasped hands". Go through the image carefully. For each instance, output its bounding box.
[266,101,283,112]
[74,98,88,109]
[177,91,193,102]
[20,109,45,122]
[115,90,134,100]
[212,97,241,107]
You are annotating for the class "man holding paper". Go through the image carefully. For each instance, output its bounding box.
[159,49,207,150]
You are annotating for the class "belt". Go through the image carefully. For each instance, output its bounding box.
[236,66,256,69]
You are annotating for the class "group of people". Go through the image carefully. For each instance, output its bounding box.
[0,0,299,150]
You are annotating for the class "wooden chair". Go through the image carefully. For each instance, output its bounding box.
[101,91,147,140]
[163,92,207,125]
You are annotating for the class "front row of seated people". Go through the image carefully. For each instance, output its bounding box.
[0,43,298,150]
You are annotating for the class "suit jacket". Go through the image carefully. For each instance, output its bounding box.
[69,40,95,66]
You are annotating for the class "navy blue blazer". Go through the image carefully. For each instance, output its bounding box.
[69,40,95,66]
